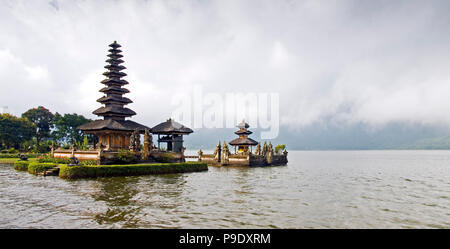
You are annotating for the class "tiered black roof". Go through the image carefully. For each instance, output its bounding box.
[229,120,258,146]
[78,41,150,133]
[152,118,193,135]
[93,41,135,120]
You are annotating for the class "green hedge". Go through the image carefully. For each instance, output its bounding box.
[59,162,208,179]
[37,155,71,164]
[0,153,43,158]
[28,162,59,175]
[14,161,30,171]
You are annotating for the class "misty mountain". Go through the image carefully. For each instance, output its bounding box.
[183,122,450,150]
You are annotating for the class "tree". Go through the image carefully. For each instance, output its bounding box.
[52,113,92,145]
[274,144,286,154]
[22,106,54,146]
[0,113,35,149]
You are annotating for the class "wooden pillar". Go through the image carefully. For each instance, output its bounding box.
[120,134,124,148]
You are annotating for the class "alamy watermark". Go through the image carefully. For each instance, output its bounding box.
[170,85,280,139]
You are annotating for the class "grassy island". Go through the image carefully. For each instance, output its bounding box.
[59,162,208,179]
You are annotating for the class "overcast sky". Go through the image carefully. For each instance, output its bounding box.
[1,0,450,132]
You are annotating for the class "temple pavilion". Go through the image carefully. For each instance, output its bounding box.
[229,120,258,154]
[77,41,150,151]
[151,118,193,153]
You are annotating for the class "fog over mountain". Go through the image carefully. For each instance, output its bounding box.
[1,0,450,149]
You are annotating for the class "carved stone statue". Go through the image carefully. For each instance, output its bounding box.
[143,129,151,160]
[262,141,268,156]
[129,132,135,151]
[68,156,79,166]
[221,141,230,165]
[255,143,261,156]
[18,153,28,161]
[267,142,273,164]
[214,141,221,162]
[129,128,141,152]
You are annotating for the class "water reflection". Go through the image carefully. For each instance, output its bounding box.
[88,174,188,227]
[1,151,449,228]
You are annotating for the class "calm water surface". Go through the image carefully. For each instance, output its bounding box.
[0,150,449,228]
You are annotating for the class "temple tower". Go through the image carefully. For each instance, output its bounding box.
[93,41,135,121]
[78,41,150,152]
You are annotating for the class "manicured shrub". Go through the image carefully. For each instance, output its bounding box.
[154,152,176,163]
[59,162,208,179]
[37,155,71,164]
[115,149,138,164]
[0,153,43,158]
[14,161,30,171]
[80,160,99,166]
[28,162,58,175]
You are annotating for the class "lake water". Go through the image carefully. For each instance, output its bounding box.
[0,150,449,228]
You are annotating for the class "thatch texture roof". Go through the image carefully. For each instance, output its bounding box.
[152,118,193,134]
[78,119,150,132]
[229,137,258,146]
[93,106,136,117]
[235,129,253,135]
[97,95,133,104]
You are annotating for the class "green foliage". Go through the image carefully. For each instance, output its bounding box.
[14,161,30,171]
[80,160,99,166]
[28,162,58,174]
[7,148,18,154]
[33,140,54,153]
[0,113,35,149]
[154,152,176,163]
[22,106,54,146]
[83,135,89,149]
[275,144,286,154]
[37,155,71,164]
[59,162,208,179]
[0,153,42,158]
[52,113,92,145]
[115,149,138,164]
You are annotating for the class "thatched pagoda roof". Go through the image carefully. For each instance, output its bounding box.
[235,129,253,135]
[229,137,258,146]
[109,41,121,48]
[78,119,150,132]
[99,86,130,94]
[93,106,136,116]
[151,118,193,135]
[97,95,133,104]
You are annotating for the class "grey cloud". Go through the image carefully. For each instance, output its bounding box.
[0,0,450,130]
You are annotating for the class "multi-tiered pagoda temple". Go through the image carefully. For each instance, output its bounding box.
[229,120,258,154]
[197,119,287,166]
[77,41,150,152]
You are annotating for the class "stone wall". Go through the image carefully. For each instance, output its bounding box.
[53,149,100,161]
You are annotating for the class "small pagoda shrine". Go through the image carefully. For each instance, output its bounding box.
[152,118,193,153]
[229,120,258,154]
[197,120,288,167]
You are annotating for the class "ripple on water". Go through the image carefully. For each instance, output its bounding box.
[1,151,450,228]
